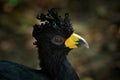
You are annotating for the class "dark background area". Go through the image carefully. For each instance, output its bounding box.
[0,0,120,80]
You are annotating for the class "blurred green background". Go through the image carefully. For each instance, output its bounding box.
[0,0,120,80]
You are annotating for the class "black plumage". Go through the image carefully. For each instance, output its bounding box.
[0,8,80,80]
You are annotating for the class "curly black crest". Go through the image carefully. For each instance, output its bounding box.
[32,8,74,41]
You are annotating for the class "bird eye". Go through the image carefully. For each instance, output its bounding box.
[51,35,64,45]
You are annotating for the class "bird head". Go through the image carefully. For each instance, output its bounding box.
[32,8,89,54]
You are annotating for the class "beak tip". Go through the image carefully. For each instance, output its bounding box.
[83,40,89,48]
[85,44,89,48]
[79,37,89,48]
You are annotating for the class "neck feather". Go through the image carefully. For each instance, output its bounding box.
[38,48,80,80]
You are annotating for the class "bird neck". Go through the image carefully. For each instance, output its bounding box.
[38,48,80,80]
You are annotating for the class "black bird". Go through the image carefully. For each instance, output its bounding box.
[0,8,89,80]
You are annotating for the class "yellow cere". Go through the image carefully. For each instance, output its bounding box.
[65,33,80,48]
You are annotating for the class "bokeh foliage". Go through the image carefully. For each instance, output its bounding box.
[0,0,120,80]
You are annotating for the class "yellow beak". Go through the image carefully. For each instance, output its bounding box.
[65,33,89,49]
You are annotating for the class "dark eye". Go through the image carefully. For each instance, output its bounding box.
[51,35,64,45]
